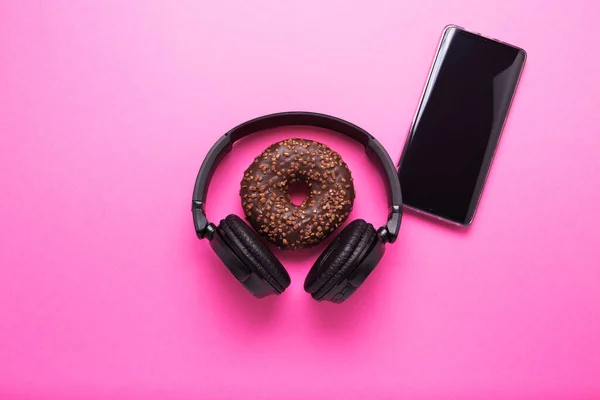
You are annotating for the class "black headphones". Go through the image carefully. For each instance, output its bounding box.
[192,112,402,303]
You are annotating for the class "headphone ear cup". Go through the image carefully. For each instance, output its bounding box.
[218,214,290,294]
[304,219,380,303]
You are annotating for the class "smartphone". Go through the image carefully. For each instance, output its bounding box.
[397,25,526,226]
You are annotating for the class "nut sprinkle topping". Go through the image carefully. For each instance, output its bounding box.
[240,138,355,249]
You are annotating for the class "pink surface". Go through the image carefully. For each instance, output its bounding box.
[1,1,599,399]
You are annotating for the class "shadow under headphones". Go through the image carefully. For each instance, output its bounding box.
[192,112,403,303]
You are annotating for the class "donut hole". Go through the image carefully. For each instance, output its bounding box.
[288,180,310,206]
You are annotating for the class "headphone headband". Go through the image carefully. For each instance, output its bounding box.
[192,112,402,243]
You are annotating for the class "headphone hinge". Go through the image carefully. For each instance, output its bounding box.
[192,200,212,240]
[383,205,402,243]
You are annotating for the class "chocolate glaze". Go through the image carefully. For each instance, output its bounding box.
[240,138,355,250]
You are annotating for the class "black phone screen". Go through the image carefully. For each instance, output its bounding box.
[398,26,525,225]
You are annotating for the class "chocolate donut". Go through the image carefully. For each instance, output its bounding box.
[240,138,355,250]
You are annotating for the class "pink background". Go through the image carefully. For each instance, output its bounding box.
[1,1,599,399]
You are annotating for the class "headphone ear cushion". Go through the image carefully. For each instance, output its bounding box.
[304,219,376,300]
[220,214,290,293]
